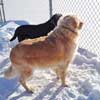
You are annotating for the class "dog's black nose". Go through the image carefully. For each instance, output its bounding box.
[79,22,83,29]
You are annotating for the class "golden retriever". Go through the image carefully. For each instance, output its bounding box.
[4,15,83,93]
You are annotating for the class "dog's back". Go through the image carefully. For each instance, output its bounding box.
[10,13,62,42]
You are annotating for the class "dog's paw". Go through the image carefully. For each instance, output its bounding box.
[26,84,34,93]
[27,84,40,93]
[61,83,69,87]
[27,89,34,93]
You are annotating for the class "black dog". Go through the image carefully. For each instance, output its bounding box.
[10,14,62,42]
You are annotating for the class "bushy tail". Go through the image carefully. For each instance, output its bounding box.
[10,32,17,41]
[4,66,18,79]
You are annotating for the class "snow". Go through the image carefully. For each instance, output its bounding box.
[0,21,100,100]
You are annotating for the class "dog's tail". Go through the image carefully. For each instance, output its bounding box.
[10,32,17,41]
[4,65,18,79]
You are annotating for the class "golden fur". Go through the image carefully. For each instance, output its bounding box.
[4,15,83,93]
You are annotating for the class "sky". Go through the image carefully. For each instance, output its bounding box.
[4,0,49,24]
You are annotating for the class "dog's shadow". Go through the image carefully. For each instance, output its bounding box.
[33,78,64,100]
[10,78,64,100]
[0,77,19,100]
[10,91,32,100]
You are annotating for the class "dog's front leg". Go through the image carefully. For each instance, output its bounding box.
[60,67,66,86]
[52,67,60,79]
[59,63,69,87]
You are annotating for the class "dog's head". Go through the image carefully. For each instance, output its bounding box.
[58,15,83,33]
[50,13,62,26]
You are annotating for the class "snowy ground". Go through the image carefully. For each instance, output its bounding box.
[0,21,100,100]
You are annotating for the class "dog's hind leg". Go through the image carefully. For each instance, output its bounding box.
[19,67,33,93]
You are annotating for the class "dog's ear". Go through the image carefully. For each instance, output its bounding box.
[63,16,77,28]
[63,15,71,21]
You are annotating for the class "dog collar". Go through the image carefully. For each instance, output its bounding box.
[62,26,77,35]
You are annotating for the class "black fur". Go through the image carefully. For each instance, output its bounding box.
[10,14,62,42]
